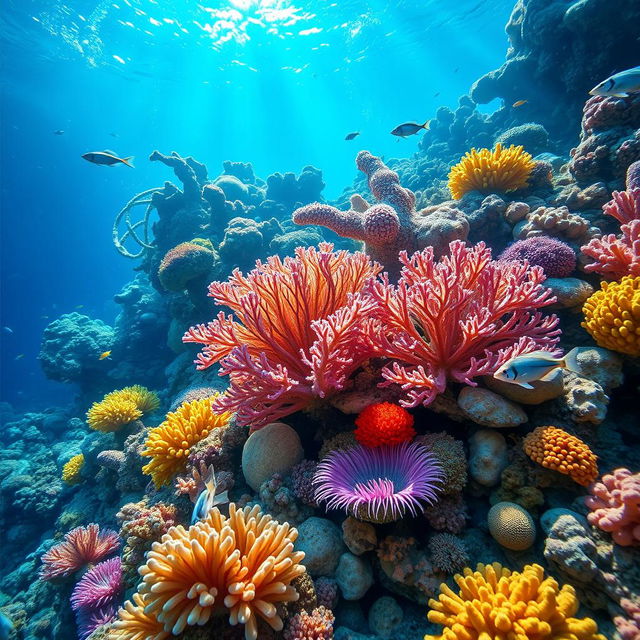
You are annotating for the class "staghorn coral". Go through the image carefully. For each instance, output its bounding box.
[87,385,158,432]
[183,243,381,427]
[487,501,536,551]
[62,453,85,485]
[426,562,606,640]
[71,557,123,611]
[353,402,415,448]
[283,606,334,640]
[447,144,535,199]
[40,524,120,580]
[314,442,442,524]
[499,237,577,278]
[585,468,640,547]
[582,276,640,356]
[427,534,469,575]
[157,241,215,292]
[366,240,560,407]
[523,426,598,486]
[141,395,232,487]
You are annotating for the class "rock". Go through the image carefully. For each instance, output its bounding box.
[484,370,564,405]
[295,517,345,577]
[547,277,594,309]
[329,388,399,414]
[368,596,403,638]
[563,372,609,424]
[241,422,303,491]
[540,508,587,535]
[468,430,508,487]
[342,517,377,556]
[335,552,374,600]
[457,387,528,427]
[565,347,623,392]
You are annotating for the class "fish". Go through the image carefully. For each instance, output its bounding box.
[191,464,230,525]
[53,129,65,135]
[81,150,134,167]
[391,120,430,137]
[345,131,360,141]
[109,132,119,137]
[493,348,581,389]
[15,354,24,360]
[433,92,440,97]
[1,326,13,335]
[512,99,528,107]
[589,66,640,98]
[99,350,112,360]
[75,304,84,309]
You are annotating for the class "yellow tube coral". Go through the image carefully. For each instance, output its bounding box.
[86,385,159,432]
[62,453,84,485]
[425,562,605,640]
[141,395,232,488]
[448,144,535,199]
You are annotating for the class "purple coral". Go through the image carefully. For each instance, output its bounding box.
[498,237,577,278]
[314,442,443,523]
[291,460,319,507]
[75,604,118,640]
[71,557,123,611]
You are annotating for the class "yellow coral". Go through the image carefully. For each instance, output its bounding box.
[62,454,85,485]
[426,562,606,640]
[448,143,535,199]
[582,275,640,356]
[111,504,306,640]
[86,385,159,432]
[141,395,232,488]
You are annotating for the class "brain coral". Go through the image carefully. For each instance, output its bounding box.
[62,453,85,485]
[448,144,535,199]
[523,426,598,486]
[499,237,577,278]
[157,241,215,292]
[487,501,535,551]
[87,385,159,432]
[582,275,640,356]
[354,402,416,447]
[426,562,606,640]
[142,395,232,488]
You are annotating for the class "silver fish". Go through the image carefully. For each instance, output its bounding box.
[391,120,430,137]
[82,150,134,167]
[590,66,640,98]
[493,348,580,389]
[191,464,229,525]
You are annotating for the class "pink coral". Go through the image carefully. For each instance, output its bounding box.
[183,243,382,427]
[585,468,640,546]
[365,240,560,407]
[614,598,640,640]
[71,557,123,611]
[284,607,335,640]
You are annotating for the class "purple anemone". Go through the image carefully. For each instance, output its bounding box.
[75,604,118,640]
[313,442,443,523]
[71,556,123,612]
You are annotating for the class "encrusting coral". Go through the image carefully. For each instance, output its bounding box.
[354,402,416,447]
[62,453,85,485]
[425,562,606,640]
[87,385,159,432]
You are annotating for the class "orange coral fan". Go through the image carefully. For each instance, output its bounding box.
[448,144,535,199]
[114,504,305,640]
[354,402,416,447]
[87,385,159,432]
[141,395,232,488]
[110,592,170,640]
[523,426,598,486]
[426,562,606,640]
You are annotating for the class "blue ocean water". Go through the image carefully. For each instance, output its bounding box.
[0,0,513,410]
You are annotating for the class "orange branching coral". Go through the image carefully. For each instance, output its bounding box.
[141,395,232,488]
[87,385,159,432]
[448,144,535,199]
[114,504,305,640]
[109,592,170,640]
[354,402,416,447]
[523,426,598,486]
[426,562,606,640]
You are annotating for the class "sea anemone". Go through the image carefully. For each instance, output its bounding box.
[354,402,416,447]
[109,592,170,640]
[76,603,118,640]
[314,442,443,524]
[71,557,123,611]
[447,144,535,199]
[40,524,120,581]
[87,385,159,432]
[499,237,577,278]
[62,453,85,485]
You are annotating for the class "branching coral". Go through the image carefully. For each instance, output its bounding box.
[183,243,382,427]
[87,385,158,432]
[62,453,85,485]
[365,240,560,407]
[354,402,416,447]
[40,524,120,580]
[426,562,606,640]
[447,144,535,199]
[141,395,232,487]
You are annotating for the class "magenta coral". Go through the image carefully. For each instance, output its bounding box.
[366,240,560,407]
[75,604,118,640]
[585,468,640,546]
[498,237,577,278]
[183,243,382,427]
[71,557,123,611]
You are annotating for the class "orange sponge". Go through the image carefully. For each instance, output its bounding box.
[354,402,416,448]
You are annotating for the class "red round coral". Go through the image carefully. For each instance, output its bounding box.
[354,402,416,447]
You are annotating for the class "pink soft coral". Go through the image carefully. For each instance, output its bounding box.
[585,468,640,546]
[365,240,560,407]
[615,598,640,640]
[183,243,382,427]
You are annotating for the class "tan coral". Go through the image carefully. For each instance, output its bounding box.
[517,205,598,243]
[487,501,535,551]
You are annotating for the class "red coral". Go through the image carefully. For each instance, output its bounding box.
[183,243,382,427]
[366,240,560,407]
[354,402,415,447]
[39,524,120,580]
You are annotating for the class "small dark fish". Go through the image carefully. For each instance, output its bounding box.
[391,120,430,137]
[109,132,119,137]
[82,150,134,167]
[345,131,360,141]
[512,99,528,108]
[53,130,65,135]
[453,67,459,73]
[433,92,440,98]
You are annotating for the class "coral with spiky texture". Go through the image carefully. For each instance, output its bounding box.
[447,144,535,199]
[582,276,640,356]
[157,241,215,292]
[523,426,598,486]
[428,534,469,574]
[414,433,467,495]
[366,240,560,408]
[314,442,442,524]
[76,605,118,640]
[183,243,382,427]
[87,385,158,432]
[585,468,640,546]
[141,395,232,487]
[62,453,85,485]
[283,607,335,640]
[293,152,468,277]
[40,524,120,580]
[426,563,606,640]
[499,237,577,278]
[354,402,416,447]
[423,494,468,534]
[71,557,123,611]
